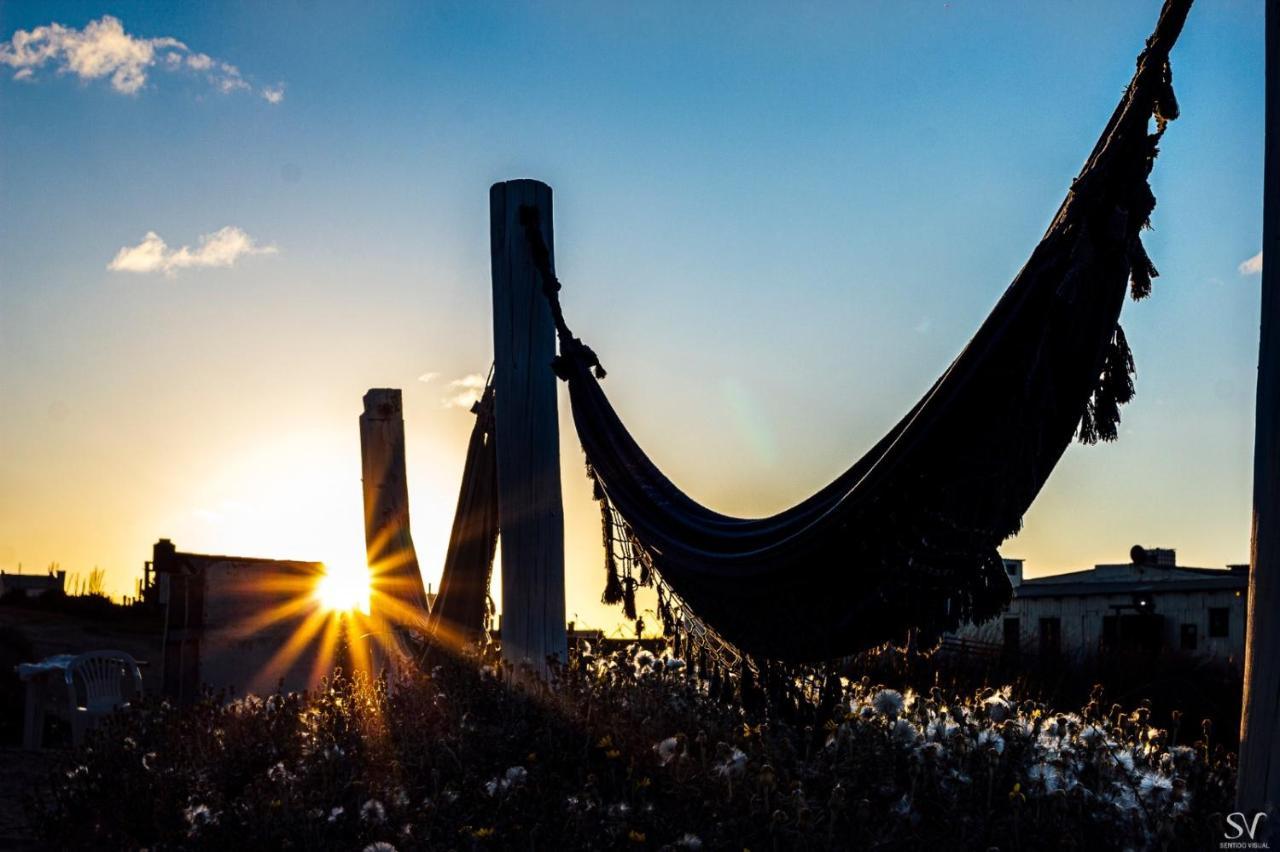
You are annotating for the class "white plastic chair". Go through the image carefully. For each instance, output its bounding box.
[64,650,143,745]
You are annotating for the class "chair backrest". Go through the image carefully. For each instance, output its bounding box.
[64,650,143,713]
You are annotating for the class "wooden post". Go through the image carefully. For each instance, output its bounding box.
[490,179,568,674]
[1239,0,1280,825]
[360,388,430,628]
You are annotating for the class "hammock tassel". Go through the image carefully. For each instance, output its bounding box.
[601,501,624,605]
[622,576,638,621]
[1128,236,1159,300]
[1079,323,1136,444]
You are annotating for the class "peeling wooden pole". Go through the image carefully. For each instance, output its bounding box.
[360,388,430,629]
[1238,0,1280,826]
[490,179,568,674]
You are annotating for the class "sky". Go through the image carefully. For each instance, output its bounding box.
[0,1,1265,636]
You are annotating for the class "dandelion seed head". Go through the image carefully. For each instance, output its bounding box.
[873,689,905,717]
[361,799,387,824]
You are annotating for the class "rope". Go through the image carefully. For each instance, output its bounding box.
[517,204,607,379]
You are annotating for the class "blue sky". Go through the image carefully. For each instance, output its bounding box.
[0,1,1265,631]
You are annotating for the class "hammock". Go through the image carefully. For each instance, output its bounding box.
[427,381,500,649]
[522,0,1192,663]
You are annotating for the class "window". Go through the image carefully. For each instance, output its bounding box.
[1180,623,1198,651]
[1209,607,1229,638]
[1039,617,1061,660]
[1003,618,1020,654]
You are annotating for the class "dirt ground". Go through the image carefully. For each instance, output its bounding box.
[0,747,57,850]
[0,605,165,847]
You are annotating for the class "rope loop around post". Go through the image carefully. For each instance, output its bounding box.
[518,203,607,380]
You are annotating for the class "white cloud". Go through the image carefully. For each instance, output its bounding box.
[0,15,281,102]
[1240,251,1263,276]
[443,374,487,409]
[108,226,277,276]
[417,372,440,384]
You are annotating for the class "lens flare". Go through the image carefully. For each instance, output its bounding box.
[315,561,372,614]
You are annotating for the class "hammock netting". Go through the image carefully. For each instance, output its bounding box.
[431,0,1192,666]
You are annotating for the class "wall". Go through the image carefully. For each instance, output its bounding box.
[161,553,331,701]
[957,588,1247,664]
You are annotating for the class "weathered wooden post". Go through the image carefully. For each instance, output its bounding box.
[489,179,568,674]
[1239,0,1280,826]
[360,388,430,627]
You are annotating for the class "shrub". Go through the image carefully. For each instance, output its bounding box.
[30,645,1236,850]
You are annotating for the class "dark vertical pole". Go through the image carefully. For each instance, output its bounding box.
[490,179,568,675]
[1239,0,1280,824]
[360,388,430,627]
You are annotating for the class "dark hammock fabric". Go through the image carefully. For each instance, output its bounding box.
[525,0,1192,663]
[426,383,500,650]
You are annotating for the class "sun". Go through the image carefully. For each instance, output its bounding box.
[315,561,372,614]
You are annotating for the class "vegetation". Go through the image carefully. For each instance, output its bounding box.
[30,644,1235,850]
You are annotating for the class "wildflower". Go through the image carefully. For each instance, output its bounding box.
[655,736,682,765]
[891,718,919,744]
[363,844,398,852]
[362,799,387,824]
[633,648,656,675]
[714,745,747,778]
[65,765,88,780]
[675,833,703,850]
[267,761,293,783]
[184,803,216,835]
[328,805,345,823]
[976,729,1005,754]
[926,717,958,741]
[1138,771,1173,800]
[872,689,905,717]
[1079,724,1107,746]
[504,766,527,787]
[142,752,157,771]
[472,827,494,838]
[629,829,647,843]
[1027,763,1061,792]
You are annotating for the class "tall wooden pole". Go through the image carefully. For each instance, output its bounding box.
[360,388,431,628]
[490,179,568,674]
[1238,0,1280,824]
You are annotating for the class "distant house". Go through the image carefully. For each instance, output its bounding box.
[953,546,1248,665]
[152,539,329,702]
[0,570,66,599]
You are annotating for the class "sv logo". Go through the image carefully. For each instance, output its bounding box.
[1225,811,1269,841]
